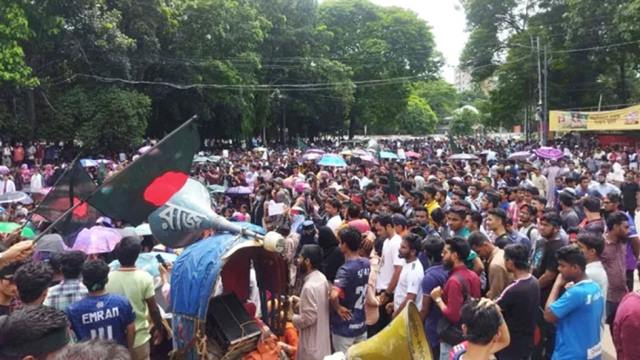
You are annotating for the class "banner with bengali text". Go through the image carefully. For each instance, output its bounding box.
[549,104,640,131]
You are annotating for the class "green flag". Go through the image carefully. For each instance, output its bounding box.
[87,117,200,225]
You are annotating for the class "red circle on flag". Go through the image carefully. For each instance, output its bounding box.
[143,171,189,206]
[72,197,88,218]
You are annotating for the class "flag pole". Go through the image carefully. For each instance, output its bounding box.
[32,115,198,244]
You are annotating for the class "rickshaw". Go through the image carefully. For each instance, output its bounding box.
[168,223,289,360]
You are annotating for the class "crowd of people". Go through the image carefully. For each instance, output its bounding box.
[0,134,640,360]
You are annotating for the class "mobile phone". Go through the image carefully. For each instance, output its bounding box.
[156,254,167,268]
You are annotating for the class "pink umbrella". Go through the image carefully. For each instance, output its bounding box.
[138,145,152,154]
[72,226,123,254]
[535,147,564,160]
[0,166,9,175]
[405,151,421,159]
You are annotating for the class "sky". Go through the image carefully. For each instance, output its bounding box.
[369,0,468,83]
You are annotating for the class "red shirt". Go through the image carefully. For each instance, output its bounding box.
[614,292,640,360]
[442,265,482,324]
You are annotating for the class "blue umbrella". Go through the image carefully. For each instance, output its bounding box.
[80,159,98,167]
[317,153,347,167]
[379,151,399,160]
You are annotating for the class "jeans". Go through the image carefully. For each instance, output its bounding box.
[440,342,452,360]
[332,332,367,354]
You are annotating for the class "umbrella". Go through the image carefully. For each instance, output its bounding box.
[0,191,31,205]
[405,151,421,159]
[225,186,252,195]
[448,153,479,161]
[109,251,178,277]
[253,147,268,152]
[0,166,9,175]
[379,151,399,160]
[138,145,152,154]
[135,223,152,236]
[305,148,325,155]
[0,222,36,238]
[535,147,564,160]
[29,187,51,202]
[508,151,532,161]
[351,149,370,157]
[80,159,98,167]
[207,184,227,194]
[317,153,347,167]
[340,149,353,156]
[35,234,68,253]
[193,155,210,163]
[72,226,123,254]
[302,152,323,161]
[117,227,139,239]
[356,154,379,166]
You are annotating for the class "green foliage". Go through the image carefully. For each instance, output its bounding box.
[449,108,480,136]
[461,0,640,130]
[411,80,458,121]
[397,95,437,135]
[49,86,150,153]
[0,0,449,151]
[0,2,37,86]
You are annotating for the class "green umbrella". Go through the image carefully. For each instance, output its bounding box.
[0,222,36,239]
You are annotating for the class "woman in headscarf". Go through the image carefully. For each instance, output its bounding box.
[317,225,344,283]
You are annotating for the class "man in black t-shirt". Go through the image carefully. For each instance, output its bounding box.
[497,244,540,360]
[532,212,566,303]
[531,212,566,358]
[620,171,639,216]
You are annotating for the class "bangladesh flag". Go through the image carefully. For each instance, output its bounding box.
[33,161,100,245]
[87,117,200,225]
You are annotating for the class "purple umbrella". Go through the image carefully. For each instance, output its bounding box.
[535,147,564,160]
[72,226,123,254]
[0,166,9,175]
[225,186,252,196]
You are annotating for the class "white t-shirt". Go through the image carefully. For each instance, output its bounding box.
[586,260,608,325]
[0,179,16,195]
[326,215,342,233]
[393,259,424,311]
[376,234,404,291]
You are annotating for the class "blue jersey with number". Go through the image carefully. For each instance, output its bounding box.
[66,293,136,347]
[331,257,370,337]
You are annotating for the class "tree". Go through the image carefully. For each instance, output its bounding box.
[0,2,36,86]
[411,80,458,121]
[449,107,480,136]
[47,86,150,153]
[397,95,437,135]
[319,0,441,137]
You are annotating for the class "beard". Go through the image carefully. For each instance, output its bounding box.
[442,259,454,270]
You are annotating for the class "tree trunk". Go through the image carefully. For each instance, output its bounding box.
[348,112,357,139]
[25,88,36,139]
[618,60,628,103]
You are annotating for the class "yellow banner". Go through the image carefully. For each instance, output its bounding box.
[549,104,640,131]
